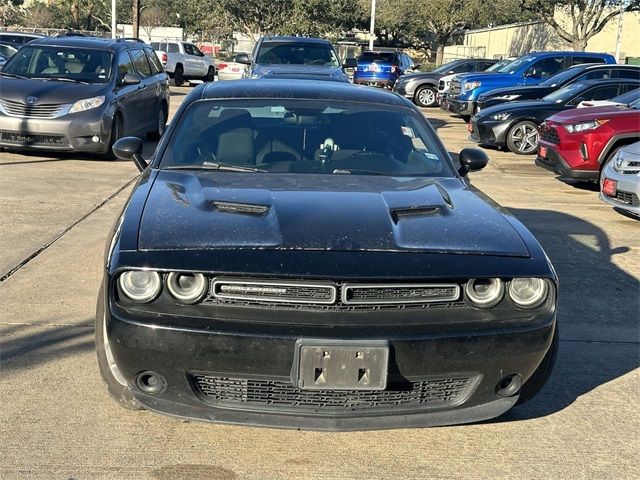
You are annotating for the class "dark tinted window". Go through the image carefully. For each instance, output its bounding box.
[150,42,160,50]
[358,52,396,64]
[579,69,612,80]
[130,48,152,77]
[581,85,619,102]
[611,68,640,79]
[450,62,471,73]
[183,43,195,55]
[167,43,180,53]
[619,84,638,95]
[257,41,340,67]
[144,47,163,75]
[526,57,566,79]
[117,51,134,81]
[572,56,605,65]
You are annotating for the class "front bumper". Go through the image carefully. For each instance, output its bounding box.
[450,98,475,117]
[535,143,599,180]
[0,107,111,153]
[468,118,510,147]
[103,293,556,430]
[392,82,415,99]
[599,163,640,214]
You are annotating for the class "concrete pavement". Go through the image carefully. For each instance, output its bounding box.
[0,89,638,479]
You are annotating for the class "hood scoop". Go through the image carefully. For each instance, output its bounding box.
[390,206,443,223]
[211,201,270,216]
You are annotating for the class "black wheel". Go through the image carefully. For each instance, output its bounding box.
[204,66,215,82]
[517,324,559,405]
[173,65,184,87]
[460,115,471,123]
[104,114,123,160]
[414,85,437,107]
[95,281,143,410]
[506,120,539,155]
[147,104,167,141]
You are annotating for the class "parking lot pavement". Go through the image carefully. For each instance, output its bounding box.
[0,91,638,479]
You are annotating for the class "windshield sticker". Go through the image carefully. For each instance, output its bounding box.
[270,106,286,113]
[424,152,439,160]
[401,126,415,138]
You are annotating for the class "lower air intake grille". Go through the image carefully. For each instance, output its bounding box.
[615,190,640,207]
[539,124,560,144]
[191,375,475,412]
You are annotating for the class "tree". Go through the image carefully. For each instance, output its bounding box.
[521,0,640,51]
[1,0,24,27]
[140,4,169,41]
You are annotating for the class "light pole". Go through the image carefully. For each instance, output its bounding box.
[614,0,625,62]
[369,0,376,50]
[111,0,116,39]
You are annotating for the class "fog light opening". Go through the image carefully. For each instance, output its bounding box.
[496,374,522,398]
[135,371,166,395]
[91,135,100,143]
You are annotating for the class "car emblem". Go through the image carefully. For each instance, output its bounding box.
[26,96,38,105]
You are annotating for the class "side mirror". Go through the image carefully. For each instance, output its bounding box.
[113,136,147,171]
[235,53,251,65]
[120,72,141,86]
[447,70,455,74]
[458,148,488,176]
[523,70,540,79]
[343,57,358,69]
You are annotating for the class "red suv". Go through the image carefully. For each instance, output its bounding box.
[536,99,640,181]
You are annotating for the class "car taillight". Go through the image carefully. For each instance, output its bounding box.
[218,63,227,70]
[602,178,617,197]
[161,53,167,63]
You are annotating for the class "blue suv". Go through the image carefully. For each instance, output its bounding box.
[446,51,616,119]
[353,50,416,88]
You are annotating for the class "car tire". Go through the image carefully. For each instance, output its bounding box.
[147,104,167,141]
[173,65,184,87]
[516,324,559,405]
[506,120,539,155]
[414,85,437,107]
[104,114,123,160]
[204,66,215,82]
[95,281,144,411]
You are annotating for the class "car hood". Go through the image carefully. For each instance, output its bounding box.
[0,77,108,104]
[455,72,514,84]
[482,85,553,99]
[138,172,530,257]
[401,72,442,82]
[546,104,638,123]
[253,64,348,81]
[477,99,560,118]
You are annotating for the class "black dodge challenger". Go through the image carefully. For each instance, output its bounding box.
[96,80,558,430]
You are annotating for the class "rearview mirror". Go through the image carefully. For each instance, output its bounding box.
[120,72,141,86]
[235,53,251,65]
[113,136,147,171]
[343,57,357,69]
[458,148,488,176]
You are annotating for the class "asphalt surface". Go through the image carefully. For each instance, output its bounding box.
[1,86,638,480]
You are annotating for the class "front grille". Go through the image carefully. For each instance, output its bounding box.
[539,124,560,144]
[0,131,67,146]
[191,375,476,412]
[0,99,67,118]
[438,80,445,91]
[615,190,640,207]
[212,279,336,304]
[342,284,460,305]
[449,80,461,96]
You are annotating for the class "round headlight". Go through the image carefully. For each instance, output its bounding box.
[465,278,504,308]
[118,270,161,303]
[166,272,208,304]
[508,278,549,308]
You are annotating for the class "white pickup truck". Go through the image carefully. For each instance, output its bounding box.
[150,40,216,86]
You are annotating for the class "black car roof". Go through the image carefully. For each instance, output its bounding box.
[200,79,408,107]
[28,36,144,51]
[567,78,639,89]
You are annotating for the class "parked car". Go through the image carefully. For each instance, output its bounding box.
[578,87,639,108]
[150,40,216,86]
[439,58,516,110]
[0,42,18,61]
[98,79,558,431]
[448,51,617,120]
[0,36,169,157]
[0,31,44,47]
[477,64,640,111]
[469,79,639,154]
[215,53,249,80]
[536,98,640,181]
[239,36,353,82]
[354,50,417,89]
[599,141,640,216]
[393,58,497,107]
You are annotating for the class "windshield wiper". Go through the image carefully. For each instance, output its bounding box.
[332,168,389,176]
[0,72,28,79]
[167,162,267,173]
[31,76,89,84]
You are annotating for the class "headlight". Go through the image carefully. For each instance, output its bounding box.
[118,270,161,303]
[489,112,511,121]
[464,81,482,91]
[166,272,208,304]
[464,278,504,308]
[564,119,609,133]
[495,94,521,101]
[69,95,105,114]
[508,278,549,308]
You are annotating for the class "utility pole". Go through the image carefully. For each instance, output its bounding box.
[369,0,376,50]
[132,0,141,39]
[111,0,116,39]
[614,0,625,62]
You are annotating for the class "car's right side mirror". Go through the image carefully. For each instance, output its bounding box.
[120,72,141,86]
[458,148,489,176]
[343,57,358,69]
[113,136,147,172]
[235,53,251,65]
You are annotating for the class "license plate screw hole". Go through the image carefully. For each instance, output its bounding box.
[358,368,370,384]
[356,351,364,359]
[314,368,326,384]
[323,351,331,358]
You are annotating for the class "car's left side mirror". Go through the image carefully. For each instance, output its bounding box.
[113,136,147,172]
[235,53,251,65]
[458,148,488,176]
[343,57,357,69]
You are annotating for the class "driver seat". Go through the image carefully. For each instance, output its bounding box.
[215,109,255,165]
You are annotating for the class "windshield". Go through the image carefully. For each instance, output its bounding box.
[498,54,535,74]
[485,59,513,72]
[540,66,584,87]
[433,60,462,73]
[543,82,586,103]
[2,45,113,83]
[161,99,454,177]
[612,88,639,105]
[256,42,340,67]
[358,52,395,63]
[630,98,640,109]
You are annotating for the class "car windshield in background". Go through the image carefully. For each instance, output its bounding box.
[358,52,395,63]
[162,99,454,177]
[499,54,534,73]
[540,67,584,87]
[612,88,640,105]
[2,46,113,84]
[484,60,509,72]
[432,60,462,73]
[543,82,585,103]
[256,42,340,67]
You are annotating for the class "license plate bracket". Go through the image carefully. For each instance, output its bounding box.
[293,339,389,391]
